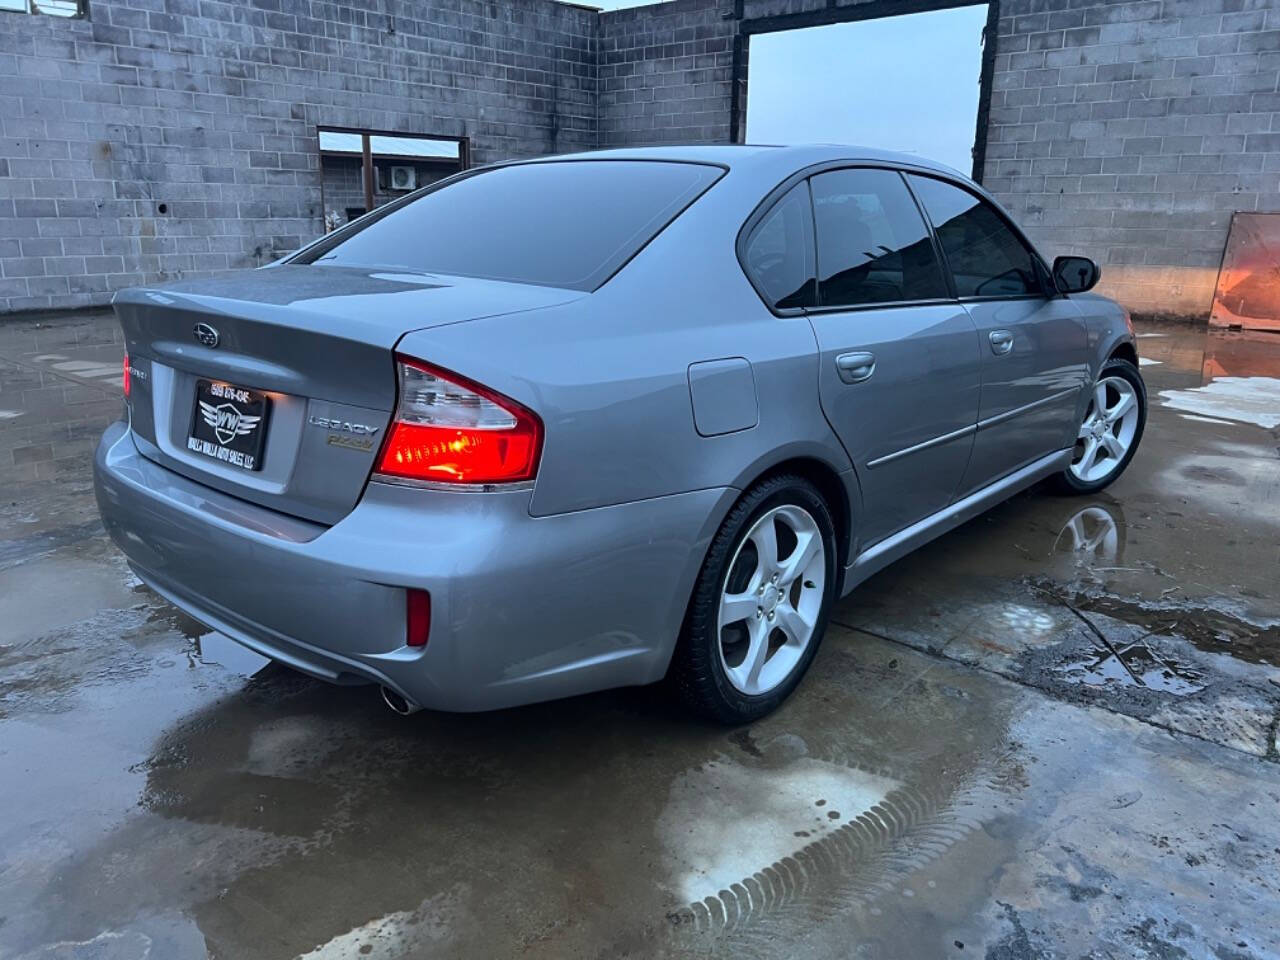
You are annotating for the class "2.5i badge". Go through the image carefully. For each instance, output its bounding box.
[308,414,380,453]
[187,379,270,471]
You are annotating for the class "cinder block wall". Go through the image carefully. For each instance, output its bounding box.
[0,0,595,313]
[597,0,738,147]
[986,0,1280,319]
[3,0,1275,319]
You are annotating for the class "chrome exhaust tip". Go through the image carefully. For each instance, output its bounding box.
[380,685,421,716]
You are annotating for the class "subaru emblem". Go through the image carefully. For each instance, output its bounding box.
[194,322,220,348]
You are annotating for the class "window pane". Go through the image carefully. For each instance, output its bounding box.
[811,168,947,308]
[907,175,1041,298]
[743,181,815,309]
[368,135,459,160]
[34,0,80,14]
[318,131,363,154]
[303,161,723,291]
[0,0,29,11]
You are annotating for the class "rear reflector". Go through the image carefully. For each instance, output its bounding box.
[374,357,542,485]
[123,353,131,399]
[406,589,431,647]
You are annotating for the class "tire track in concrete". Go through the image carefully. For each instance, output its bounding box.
[661,760,1018,957]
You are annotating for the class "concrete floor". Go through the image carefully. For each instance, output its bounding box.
[0,313,1277,960]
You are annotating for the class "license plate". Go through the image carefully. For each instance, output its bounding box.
[187,379,271,472]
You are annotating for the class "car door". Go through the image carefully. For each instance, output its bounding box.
[906,174,1089,495]
[802,167,982,548]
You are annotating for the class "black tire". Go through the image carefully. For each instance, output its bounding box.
[670,474,838,724]
[1053,358,1146,495]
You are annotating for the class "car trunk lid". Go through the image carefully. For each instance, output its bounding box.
[116,264,581,524]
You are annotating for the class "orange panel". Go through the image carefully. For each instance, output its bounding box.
[1211,212,1280,331]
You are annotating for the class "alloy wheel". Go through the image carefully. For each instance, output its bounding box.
[1070,376,1140,484]
[716,504,827,696]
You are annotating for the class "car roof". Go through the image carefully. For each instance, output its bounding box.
[523,143,970,181]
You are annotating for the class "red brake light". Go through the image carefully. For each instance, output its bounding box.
[406,588,431,647]
[374,357,542,485]
[123,353,131,399]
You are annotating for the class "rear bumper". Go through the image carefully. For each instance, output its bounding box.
[94,420,729,711]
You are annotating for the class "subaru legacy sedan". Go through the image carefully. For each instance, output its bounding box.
[94,145,1145,722]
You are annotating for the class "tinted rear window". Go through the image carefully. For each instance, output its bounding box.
[299,160,724,291]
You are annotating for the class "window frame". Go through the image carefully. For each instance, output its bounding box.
[736,160,1054,317]
[902,171,1054,304]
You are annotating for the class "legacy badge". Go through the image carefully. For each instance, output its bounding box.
[309,415,380,436]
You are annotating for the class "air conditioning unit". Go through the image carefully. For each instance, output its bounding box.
[387,165,417,191]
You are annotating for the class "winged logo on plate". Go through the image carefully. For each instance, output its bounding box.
[199,400,261,446]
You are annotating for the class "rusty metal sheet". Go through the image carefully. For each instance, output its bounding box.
[1211,212,1280,331]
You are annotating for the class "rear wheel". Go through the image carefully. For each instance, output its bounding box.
[1055,359,1146,495]
[672,475,838,723]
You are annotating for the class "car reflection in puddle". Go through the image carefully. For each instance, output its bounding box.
[1044,504,1207,696]
[191,632,273,678]
[1051,504,1124,568]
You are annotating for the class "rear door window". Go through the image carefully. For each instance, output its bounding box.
[741,181,816,309]
[810,168,949,308]
[299,160,724,291]
[906,174,1043,298]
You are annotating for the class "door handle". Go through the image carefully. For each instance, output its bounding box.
[835,351,876,384]
[989,330,1014,355]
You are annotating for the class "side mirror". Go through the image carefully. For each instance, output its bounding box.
[1052,255,1100,294]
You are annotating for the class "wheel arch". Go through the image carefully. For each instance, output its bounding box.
[746,456,855,575]
[660,454,857,693]
[1108,340,1138,367]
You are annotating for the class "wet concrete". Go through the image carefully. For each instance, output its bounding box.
[1,313,1278,959]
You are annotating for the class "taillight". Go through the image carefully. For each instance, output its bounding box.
[122,353,131,399]
[374,357,542,486]
[406,588,430,647]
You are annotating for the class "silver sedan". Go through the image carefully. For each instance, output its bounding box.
[94,145,1145,722]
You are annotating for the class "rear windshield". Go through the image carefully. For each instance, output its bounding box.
[298,160,724,291]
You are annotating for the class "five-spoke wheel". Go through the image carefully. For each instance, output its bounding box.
[672,474,837,723]
[1057,358,1146,494]
[717,504,826,696]
[1071,376,1140,482]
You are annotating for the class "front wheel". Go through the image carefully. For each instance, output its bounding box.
[1055,358,1146,494]
[671,475,838,723]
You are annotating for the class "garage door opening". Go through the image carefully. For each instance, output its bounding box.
[745,5,990,177]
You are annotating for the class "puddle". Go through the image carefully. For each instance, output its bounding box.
[1157,376,1280,428]
[0,550,133,644]
[1030,578,1280,667]
[192,632,271,678]
[1057,640,1205,696]
[1051,505,1122,566]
